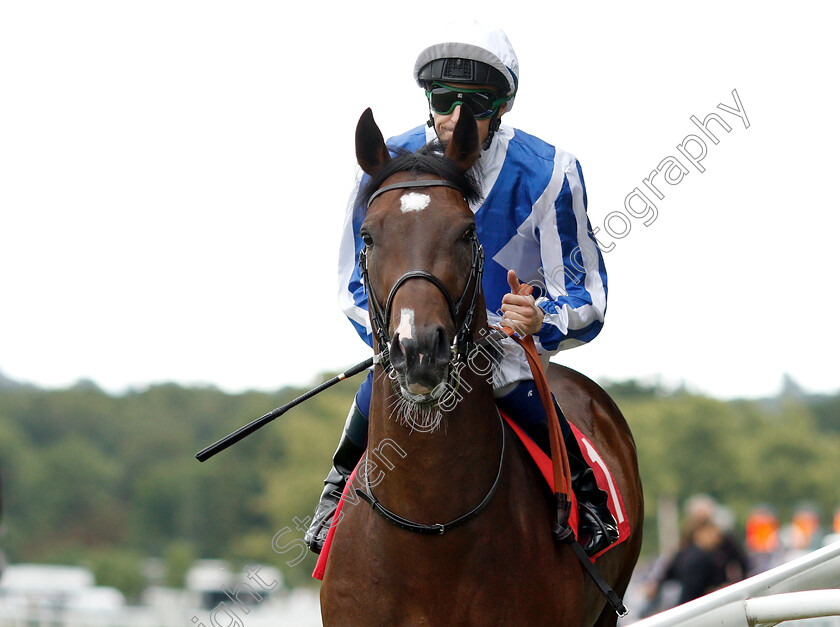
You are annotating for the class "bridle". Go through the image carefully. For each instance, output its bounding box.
[358,179,485,380]
[355,177,505,536]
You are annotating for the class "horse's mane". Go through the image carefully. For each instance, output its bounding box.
[358,142,484,212]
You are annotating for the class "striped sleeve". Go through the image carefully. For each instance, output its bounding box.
[337,168,374,348]
[534,156,608,353]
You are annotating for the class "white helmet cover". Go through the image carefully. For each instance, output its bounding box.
[413,21,520,112]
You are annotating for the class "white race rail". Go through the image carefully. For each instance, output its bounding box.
[630,541,840,627]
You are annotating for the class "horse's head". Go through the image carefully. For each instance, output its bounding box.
[356,108,486,408]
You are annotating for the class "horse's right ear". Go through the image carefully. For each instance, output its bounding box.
[444,107,481,173]
[355,108,391,177]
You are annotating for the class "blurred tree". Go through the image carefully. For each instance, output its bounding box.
[86,549,146,601]
[1,372,839,586]
[163,540,197,588]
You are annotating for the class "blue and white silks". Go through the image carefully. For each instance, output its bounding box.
[337,123,608,390]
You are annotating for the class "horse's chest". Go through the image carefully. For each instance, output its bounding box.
[322,498,583,625]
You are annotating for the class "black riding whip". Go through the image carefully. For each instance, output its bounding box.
[195,356,375,462]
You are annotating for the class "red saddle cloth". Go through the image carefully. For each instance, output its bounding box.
[313,413,630,580]
[499,413,632,562]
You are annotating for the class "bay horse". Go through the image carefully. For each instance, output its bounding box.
[319,108,643,626]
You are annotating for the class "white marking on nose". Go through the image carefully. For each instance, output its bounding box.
[400,192,431,213]
[396,308,415,340]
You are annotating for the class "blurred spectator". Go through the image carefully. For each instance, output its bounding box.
[685,495,749,585]
[641,494,749,614]
[822,505,840,546]
[790,505,821,550]
[773,503,824,566]
[746,505,780,553]
[645,518,724,606]
[745,505,780,574]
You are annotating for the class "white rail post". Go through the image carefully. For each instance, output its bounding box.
[746,589,840,626]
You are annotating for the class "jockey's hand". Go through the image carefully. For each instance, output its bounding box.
[501,269,543,336]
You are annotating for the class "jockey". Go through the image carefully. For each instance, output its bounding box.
[305,21,619,557]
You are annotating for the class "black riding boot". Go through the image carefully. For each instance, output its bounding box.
[303,401,368,554]
[521,404,619,556]
[564,429,619,555]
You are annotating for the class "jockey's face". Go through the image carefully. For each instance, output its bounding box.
[430,82,508,146]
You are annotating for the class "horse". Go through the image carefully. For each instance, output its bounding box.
[319,108,643,626]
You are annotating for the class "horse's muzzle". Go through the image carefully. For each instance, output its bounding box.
[389,325,451,398]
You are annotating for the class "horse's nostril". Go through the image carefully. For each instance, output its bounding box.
[434,326,449,364]
[389,333,407,370]
[407,326,449,371]
[389,324,451,394]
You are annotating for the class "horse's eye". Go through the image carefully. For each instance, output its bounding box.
[362,232,374,247]
[462,225,476,240]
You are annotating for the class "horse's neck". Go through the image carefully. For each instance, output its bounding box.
[367,367,501,522]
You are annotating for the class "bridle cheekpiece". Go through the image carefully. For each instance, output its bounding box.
[358,179,485,390]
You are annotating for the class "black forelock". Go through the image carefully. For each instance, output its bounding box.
[359,142,483,212]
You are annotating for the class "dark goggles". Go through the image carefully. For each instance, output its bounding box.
[425,83,509,120]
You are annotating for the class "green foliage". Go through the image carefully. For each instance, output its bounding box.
[809,395,840,433]
[86,549,146,600]
[0,371,360,588]
[163,540,197,588]
[612,389,840,556]
[0,371,838,587]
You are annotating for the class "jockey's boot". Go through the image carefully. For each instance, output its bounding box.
[563,427,620,556]
[499,385,619,557]
[303,400,367,554]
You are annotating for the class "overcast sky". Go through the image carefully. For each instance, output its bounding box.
[2,1,838,400]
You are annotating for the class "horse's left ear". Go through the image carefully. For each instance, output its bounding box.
[444,108,481,172]
[356,108,391,177]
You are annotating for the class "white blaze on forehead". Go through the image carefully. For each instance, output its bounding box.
[396,308,415,340]
[400,192,431,213]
